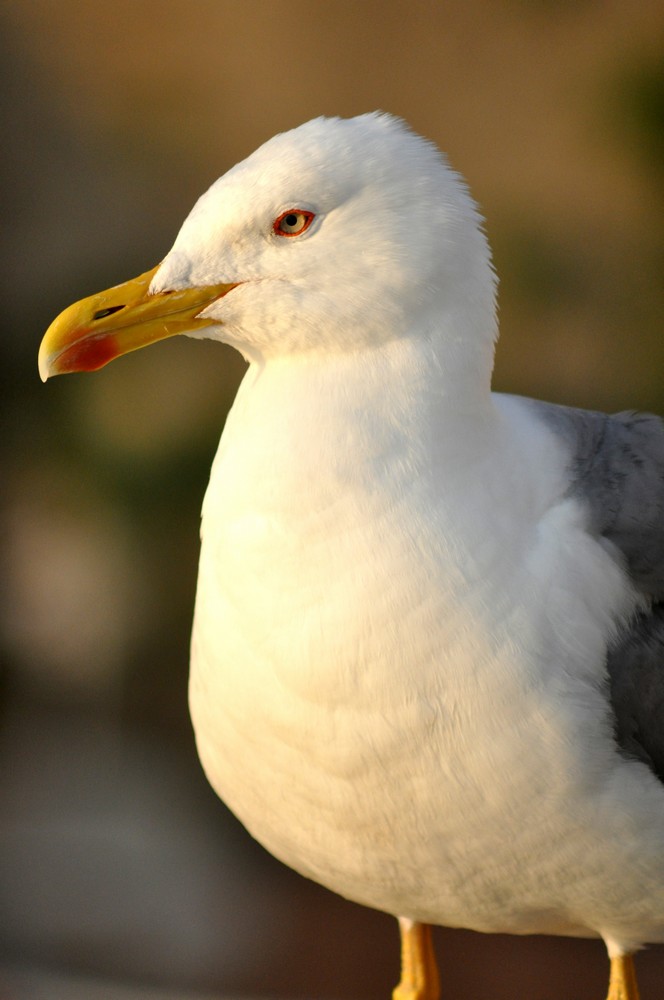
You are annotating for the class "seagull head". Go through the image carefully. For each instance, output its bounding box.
[39,113,497,379]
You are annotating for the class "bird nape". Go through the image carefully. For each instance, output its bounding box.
[39,112,664,1000]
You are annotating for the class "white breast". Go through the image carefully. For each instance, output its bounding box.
[188,357,664,943]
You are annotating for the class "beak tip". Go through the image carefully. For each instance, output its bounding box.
[38,348,53,383]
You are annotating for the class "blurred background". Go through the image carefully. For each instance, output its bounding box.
[1,2,663,998]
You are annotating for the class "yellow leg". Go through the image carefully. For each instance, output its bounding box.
[606,954,641,1000]
[393,918,440,1000]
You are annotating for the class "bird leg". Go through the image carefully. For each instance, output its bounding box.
[606,954,641,1000]
[393,918,440,1000]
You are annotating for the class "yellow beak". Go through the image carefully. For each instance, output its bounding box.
[38,264,238,381]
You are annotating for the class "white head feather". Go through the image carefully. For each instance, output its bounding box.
[152,113,497,385]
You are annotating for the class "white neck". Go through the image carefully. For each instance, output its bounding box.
[202,328,497,543]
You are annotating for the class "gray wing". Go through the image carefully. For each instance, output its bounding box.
[527,400,664,782]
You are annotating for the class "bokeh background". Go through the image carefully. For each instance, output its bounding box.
[1,2,664,998]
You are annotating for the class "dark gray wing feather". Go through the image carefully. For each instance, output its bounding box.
[608,605,664,782]
[526,400,664,781]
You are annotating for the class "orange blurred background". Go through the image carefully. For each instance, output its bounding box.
[1,2,663,998]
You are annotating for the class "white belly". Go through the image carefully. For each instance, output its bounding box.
[187,379,664,949]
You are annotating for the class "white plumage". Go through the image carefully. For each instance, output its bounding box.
[41,112,664,998]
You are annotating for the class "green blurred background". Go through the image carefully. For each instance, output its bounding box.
[1,2,663,998]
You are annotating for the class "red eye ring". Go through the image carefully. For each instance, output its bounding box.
[273,209,315,237]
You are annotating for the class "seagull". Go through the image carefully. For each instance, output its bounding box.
[39,112,664,1000]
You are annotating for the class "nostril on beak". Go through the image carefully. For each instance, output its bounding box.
[92,305,124,321]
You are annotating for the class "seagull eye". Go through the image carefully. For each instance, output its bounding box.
[273,209,315,237]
